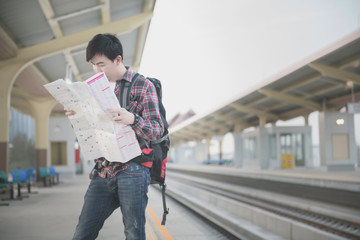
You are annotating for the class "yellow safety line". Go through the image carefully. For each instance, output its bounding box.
[146,206,174,240]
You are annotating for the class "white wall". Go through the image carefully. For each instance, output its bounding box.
[48,116,77,179]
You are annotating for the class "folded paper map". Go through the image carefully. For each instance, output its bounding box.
[44,72,141,163]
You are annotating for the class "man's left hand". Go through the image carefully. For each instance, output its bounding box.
[109,108,135,125]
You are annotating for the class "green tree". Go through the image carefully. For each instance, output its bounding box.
[9,132,35,170]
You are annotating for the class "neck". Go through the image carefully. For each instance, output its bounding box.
[119,64,127,78]
[110,63,127,82]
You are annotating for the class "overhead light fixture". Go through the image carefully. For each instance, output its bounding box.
[336,118,345,125]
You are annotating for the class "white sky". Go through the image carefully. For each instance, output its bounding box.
[139,0,360,121]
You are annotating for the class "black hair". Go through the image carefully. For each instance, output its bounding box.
[86,33,123,62]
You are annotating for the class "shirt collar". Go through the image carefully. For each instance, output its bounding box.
[120,66,133,82]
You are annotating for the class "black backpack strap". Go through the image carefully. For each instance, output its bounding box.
[152,134,169,145]
[119,73,139,109]
[161,183,169,225]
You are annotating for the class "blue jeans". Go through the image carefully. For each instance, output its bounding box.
[73,162,151,240]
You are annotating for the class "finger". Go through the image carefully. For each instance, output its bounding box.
[112,116,121,122]
[65,110,76,116]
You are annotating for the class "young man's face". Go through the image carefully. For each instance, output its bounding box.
[90,54,121,82]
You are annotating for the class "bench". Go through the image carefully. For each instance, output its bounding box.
[10,169,30,199]
[0,170,17,202]
[17,168,38,194]
[39,167,52,187]
[48,166,60,185]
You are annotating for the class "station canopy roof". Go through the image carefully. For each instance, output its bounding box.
[0,0,156,115]
[169,30,360,146]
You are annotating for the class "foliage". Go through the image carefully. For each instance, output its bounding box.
[9,132,35,169]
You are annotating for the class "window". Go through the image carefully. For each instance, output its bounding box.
[243,137,256,160]
[51,141,67,166]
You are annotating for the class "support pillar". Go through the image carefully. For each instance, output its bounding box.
[303,114,310,126]
[0,62,25,172]
[195,141,207,164]
[219,138,223,162]
[205,138,211,161]
[257,126,269,169]
[28,99,56,179]
[259,116,267,127]
[233,132,243,168]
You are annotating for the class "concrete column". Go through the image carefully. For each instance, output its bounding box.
[28,99,56,179]
[259,116,267,127]
[212,135,224,164]
[305,127,313,168]
[0,62,25,172]
[257,126,269,169]
[219,138,223,161]
[205,138,211,161]
[195,141,207,164]
[303,114,309,126]
[233,132,243,168]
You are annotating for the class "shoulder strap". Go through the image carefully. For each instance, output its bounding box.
[120,73,139,110]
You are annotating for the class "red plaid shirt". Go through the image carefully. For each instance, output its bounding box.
[95,67,164,178]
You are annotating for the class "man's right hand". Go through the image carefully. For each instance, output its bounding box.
[65,109,76,116]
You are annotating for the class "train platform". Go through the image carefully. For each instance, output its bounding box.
[167,164,360,192]
[0,175,163,240]
[0,172,232,240]
[1,165,359,239]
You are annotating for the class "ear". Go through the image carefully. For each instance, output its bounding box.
[115,55,122,65]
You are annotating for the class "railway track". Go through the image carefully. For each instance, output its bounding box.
[166,169,360,240]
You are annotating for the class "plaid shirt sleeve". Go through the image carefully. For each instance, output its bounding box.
[129,76,164,143]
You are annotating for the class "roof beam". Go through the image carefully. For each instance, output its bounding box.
[99,0,111,24]
[309,62,360,84]
[180,128,203,139]
[186,125,210,135]
[198,119,230,132]
[211,113,234,123]
[132,0,155,70]
[10,98,33,116]
[52,3,105,22]
[258,88,321,111]
[38,0,63,38]
[229,103,278,120]
[11,86,51,102]
[170,132,192,142]
[0,11,153,68]
[0,23,18,53]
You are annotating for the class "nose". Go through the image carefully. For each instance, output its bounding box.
[93,64,102,73]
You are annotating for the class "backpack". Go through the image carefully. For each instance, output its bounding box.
[120,73,170,225]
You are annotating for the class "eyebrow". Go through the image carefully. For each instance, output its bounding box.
[91,61,105,65]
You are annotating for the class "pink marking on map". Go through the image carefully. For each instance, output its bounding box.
[119,145,127,149]
[102,86,110,91]
[87,73,105,85]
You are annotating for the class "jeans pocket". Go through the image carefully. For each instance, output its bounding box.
[123,162,144,176]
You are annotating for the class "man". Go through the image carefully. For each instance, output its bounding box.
[68,33,164,240]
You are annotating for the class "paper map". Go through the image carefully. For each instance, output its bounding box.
[44,72,141,163]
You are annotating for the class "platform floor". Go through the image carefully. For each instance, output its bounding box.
[168,164,360,191]
[0,175,148,240]
[0,172,235,240]
[1,165,359,239]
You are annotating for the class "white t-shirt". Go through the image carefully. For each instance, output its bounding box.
[109,81,116,92]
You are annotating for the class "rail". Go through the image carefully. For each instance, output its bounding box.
[165,167,360,240]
